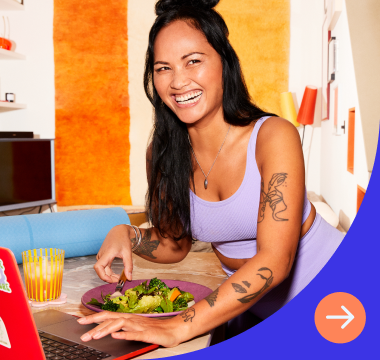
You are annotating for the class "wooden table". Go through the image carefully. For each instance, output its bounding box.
[21,252,227,359]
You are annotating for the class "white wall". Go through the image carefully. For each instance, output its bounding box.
[128,0,156,206]
[288,0,324,195]
[0,0,55,138]
[320,0,369,229]
[288,0,369,230]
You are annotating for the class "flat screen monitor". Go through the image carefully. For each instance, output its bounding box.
[0,139,56,212]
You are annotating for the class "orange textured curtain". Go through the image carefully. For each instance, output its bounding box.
[216,0,290,115]
[54,0,131,206]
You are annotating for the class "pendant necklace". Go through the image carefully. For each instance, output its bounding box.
[188,125,231,190]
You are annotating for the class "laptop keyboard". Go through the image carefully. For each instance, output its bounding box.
[38,331,111,360]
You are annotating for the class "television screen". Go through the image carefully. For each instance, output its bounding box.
[0,140,55,211]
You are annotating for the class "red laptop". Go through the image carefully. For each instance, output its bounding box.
[0,247,159,360]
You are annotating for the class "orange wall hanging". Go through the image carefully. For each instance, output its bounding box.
[216,0,290,115]
[54,0,131,206]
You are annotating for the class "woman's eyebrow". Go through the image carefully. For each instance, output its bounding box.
[154,60,170,66]
[181,52,205,59]
[154,52,205,66]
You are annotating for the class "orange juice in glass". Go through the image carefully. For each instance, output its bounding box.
[22,248,65,302]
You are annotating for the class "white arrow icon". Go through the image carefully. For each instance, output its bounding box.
[326,305,355,329]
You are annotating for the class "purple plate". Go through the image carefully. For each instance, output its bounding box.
[81,279,213,317]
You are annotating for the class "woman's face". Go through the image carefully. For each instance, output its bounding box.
[153,20,224,126]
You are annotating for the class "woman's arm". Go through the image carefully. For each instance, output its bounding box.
[94,144,192,283]
[94,225,192,283]
[80,117,307,346]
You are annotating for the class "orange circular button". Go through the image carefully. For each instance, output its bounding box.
[315,292,366,343]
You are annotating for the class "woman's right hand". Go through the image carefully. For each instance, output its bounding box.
[94,225,134,282]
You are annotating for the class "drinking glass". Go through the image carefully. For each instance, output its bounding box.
[22,248,65,302]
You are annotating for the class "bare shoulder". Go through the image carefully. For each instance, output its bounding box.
[258,116,300,143]
[256,116,303,168]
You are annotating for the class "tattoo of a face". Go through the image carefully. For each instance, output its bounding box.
[235,267,274,304]
[242,281,251,288]
[258,173,288,222]
[131,229,159,259]
[204,288,219,308]
[181,308,195,322]
[232,283,247,293]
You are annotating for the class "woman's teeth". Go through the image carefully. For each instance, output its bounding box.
[175,91,202,104]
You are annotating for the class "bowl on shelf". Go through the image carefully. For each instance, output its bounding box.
[0,37,12,50]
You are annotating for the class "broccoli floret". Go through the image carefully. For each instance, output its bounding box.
[149,277,168,290]
[101,300,119,312]
[173,296,188,311]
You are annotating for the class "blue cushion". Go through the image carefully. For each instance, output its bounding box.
[0,208,130,263]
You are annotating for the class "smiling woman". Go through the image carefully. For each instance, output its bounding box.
[78,0,345,348]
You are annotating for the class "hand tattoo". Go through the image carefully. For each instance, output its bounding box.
[258,173,288,222]
[181,308,195,322]
[234,267,274,304]
[132,229,159,259]
[204,288,219,308]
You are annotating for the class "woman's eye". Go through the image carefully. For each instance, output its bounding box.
[156,66,170,72]
[188,59,200,65]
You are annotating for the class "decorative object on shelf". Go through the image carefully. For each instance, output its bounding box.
[0,16,11,51]
[328,36,338,84]
[5,93,15,102]
[297,86,317,147]
[280,92,299,127]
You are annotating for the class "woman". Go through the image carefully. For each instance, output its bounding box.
[78,0,344,347]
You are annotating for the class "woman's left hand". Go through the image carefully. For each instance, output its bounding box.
[78,311,184,348]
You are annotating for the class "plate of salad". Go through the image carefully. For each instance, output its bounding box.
[81,278,213,317]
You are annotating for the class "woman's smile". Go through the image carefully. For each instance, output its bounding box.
[172,90,203,108]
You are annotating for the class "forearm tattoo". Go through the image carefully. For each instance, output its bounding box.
[181,308,195,322]
[131,229,159,259]
[233,267,274,304]
[258,173,288,222]
[204,288,219,308]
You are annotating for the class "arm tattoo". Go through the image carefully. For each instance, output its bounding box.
[181,308,195,322]
[232,283,247,293]
[204,288,219,308]
[258,173,288,222]
[234,267,274,303]
[242,281,251,288]
[131,229,159,259]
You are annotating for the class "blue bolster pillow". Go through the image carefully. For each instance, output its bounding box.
[0,208,130,264]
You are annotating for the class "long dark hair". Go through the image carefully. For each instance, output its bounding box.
[144,0,277,240]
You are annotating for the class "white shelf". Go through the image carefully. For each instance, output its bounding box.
[0,0,24,11]
[0,48,26,60]
[0,102,27,112]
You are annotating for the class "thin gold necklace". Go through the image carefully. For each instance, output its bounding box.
[188,125,231,189]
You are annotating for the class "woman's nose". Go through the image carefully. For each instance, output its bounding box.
[170,69,190,90]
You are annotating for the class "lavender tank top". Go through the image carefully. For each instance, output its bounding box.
[190,116,311,259]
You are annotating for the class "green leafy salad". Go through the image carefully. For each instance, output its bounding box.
[87,278,194,314]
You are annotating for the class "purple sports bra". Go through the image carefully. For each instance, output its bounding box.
[190,116,311,259]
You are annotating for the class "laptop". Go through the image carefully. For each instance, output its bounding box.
[0,247,159,360]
